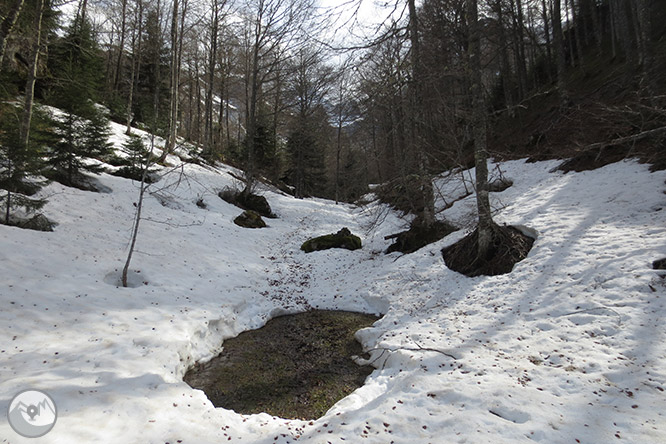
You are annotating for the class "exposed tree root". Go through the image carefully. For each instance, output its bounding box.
[442,224,535,277]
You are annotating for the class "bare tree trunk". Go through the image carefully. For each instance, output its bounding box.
[541,0,553,80]
[162,0,180,161]
[185,62,193,140]
[585,0,602,53]
[468,0,494,258]
[204,0,219,157]
[495,0,514,111]
[223,50,231,151]
[569,0,584,67]
[77,0,88,27]
[564,0,576,66]
[195,54,202,145]
[407,0,435,227]
[513,0,528,99]
[0,0,24,66]
[612,0,633,63]
[217,50,226,152]
[122,135,153,287]
[635,0,653,69]
[552,0,569,105]
[244,28,261,194]
[19,0,45,148]
[126,0,143,135]
[335,88,343,204]
[114,0,128,93]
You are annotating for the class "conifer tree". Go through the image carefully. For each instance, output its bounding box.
[48,14,103,117]
[115,134,157,182]
[46,13,111,187]
[0,104,49,225]
[47,107,112,187]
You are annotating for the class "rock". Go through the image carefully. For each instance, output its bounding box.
[234,210,266,229]
[237,193,275,218]
[386,220,457,254]
[17,214,55,232]
[218,189,276,218]
[301,228,362,253]
[653,258,666,270]
[488,177,513,192]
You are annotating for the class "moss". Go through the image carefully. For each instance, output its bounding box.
[183,310,380,420]
[301,228,362,253]
[233,210,266,228]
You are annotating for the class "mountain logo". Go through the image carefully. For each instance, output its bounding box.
[7,389,57,438]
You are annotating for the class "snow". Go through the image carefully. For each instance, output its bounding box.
[1,117,666,443]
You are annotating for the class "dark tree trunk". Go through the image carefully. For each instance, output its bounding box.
[552,0,569,105]
[114,0,128,93]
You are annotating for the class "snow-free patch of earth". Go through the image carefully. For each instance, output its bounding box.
[1,118,665,443]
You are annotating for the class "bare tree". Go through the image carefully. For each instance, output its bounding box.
[122,136,153,287]
[332,61,358,204]
[467,0,494,257]
[203,0,230,158]
[161,0,189,162]
[125,0,144,135]
[239,0,316,195]
[406,0,436,227]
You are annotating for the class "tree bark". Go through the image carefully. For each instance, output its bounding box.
[243,12,262,195]
[122,135,153,287]
[204,0,219,157]
[162,0,180,161]
[468,0,494,258]
[541,0,552,80]
[114,0,128,93]
[19,0,46,148]
[513,0,528,99]
[407,0,435,227]
[0,0,24,66]
[126,0,143,135]
[552,0,569,105]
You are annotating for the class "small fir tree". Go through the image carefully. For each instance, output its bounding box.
[115,134,157,182]
[46,107,112,187]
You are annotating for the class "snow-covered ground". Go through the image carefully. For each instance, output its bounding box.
[1,119,665,443]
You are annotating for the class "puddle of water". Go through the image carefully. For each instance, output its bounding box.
[184,310,380,419]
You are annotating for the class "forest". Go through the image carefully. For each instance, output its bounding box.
[2,0,664,225]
